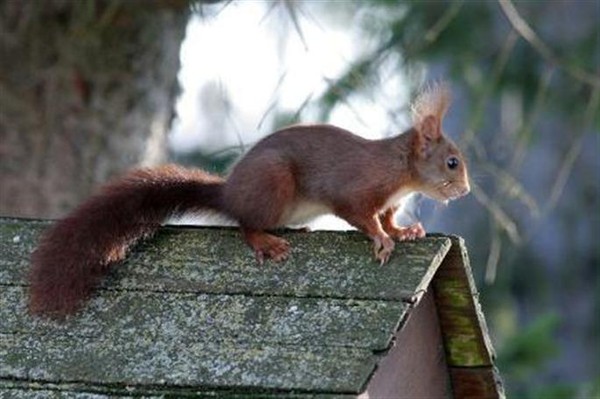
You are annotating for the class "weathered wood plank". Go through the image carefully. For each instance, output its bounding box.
[2,332,376,392]
[0,218,451,302]
[1,385,114,399]
[432,236,495,367]
[1,381,355,399]
[432,235,505,398]
[0,217,455,396]
[449,367,504,399]
[0,218,42,284]
[2,287,406,350]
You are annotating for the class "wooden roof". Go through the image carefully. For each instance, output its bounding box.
[0,217,503,397]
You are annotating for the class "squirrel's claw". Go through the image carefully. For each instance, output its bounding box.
[373,235,395,265]
[255,250,265,265]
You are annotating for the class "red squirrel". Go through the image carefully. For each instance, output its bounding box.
[29,83,470,317]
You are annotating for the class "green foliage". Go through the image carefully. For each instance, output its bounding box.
[493,312,599,398]
[497,312,561,380]
[503,377,600,399]
[313,0,599,128]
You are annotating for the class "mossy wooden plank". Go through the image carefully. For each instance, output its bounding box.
[1,385,111,399]
[449,367,504,399]
[1,380,354,399]
[2,287,406,350]
[0,218,451,302]
[432,236,495,368]
[0,218,43,284]
[116,227,450,302]
[0,217,450,395]
[1,332,376,393]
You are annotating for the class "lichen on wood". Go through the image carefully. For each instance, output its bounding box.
[0,217,453,396]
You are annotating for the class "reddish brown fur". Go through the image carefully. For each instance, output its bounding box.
[29,165,224,317]
[30,84,470,318]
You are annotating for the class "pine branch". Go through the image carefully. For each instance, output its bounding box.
[498,0,600,88]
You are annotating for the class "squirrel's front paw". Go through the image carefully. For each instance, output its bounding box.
[389,222,426,241]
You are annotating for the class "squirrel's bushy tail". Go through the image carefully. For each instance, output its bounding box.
[29,165,224,318]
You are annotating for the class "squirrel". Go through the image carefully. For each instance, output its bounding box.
[28,83,470,318]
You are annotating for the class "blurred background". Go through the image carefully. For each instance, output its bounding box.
[0,0,598,397]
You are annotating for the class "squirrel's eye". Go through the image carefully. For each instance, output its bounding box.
[447,156,459,170]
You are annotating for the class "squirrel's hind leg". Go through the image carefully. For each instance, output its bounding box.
[224,156,296,263]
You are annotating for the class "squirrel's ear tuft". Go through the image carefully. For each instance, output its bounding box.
[411,81,451,130]
[411,82,451,159]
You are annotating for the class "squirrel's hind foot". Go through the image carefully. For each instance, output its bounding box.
[242,229,290,264]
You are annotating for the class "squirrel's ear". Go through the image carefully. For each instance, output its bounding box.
[415,115,441,158]
[411,82,451,158]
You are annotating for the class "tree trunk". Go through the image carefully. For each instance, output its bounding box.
[0,0,190,218]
